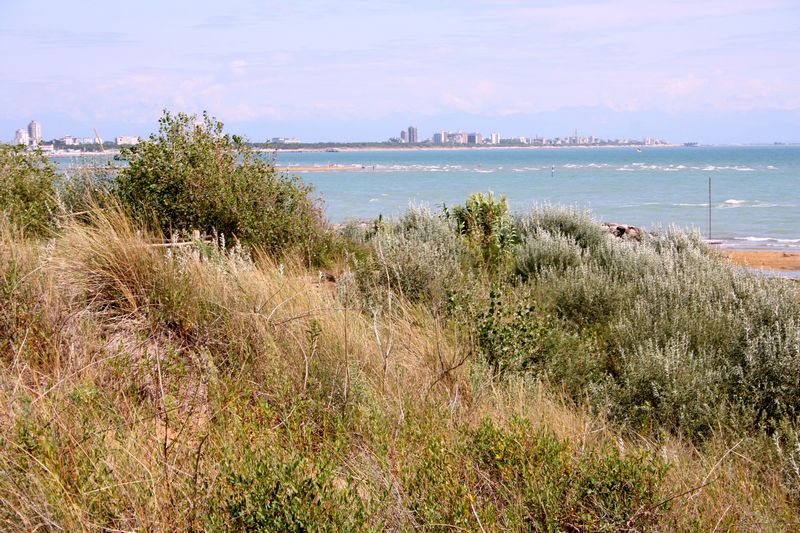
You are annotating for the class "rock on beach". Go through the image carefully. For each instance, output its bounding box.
[601,222,641,240]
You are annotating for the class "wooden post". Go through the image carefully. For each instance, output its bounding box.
[192,229,201,261]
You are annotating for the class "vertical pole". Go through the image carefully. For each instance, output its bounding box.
[708,176,711,240]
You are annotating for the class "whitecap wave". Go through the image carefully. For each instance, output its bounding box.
[737,237,800,244]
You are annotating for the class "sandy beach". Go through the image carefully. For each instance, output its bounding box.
[724,250,800,273]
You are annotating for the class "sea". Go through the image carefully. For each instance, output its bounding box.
[54,145,800,251]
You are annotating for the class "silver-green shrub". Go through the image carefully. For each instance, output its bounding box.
[514,231,584,280]
[594,336,727,437]
[356,205,467,307]
[515,205,609,251]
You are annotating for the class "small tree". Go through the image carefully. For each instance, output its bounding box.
[115,110,325,256]
[0,144,57,236]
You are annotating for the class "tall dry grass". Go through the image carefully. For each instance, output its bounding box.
[0,207,798,530]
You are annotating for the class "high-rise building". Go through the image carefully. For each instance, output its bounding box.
[467,133,483,144]
[490,133,500,145]
[27,121,41,147]
[432,131,447,144]
[448,132,467,144]
[14,129,29,146]
[407,126,418,144]
[400,130,408,143]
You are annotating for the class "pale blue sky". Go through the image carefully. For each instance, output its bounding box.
[1,0,798,142]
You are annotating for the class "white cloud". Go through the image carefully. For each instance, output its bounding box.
[664,74,707,97]
[229,59,247,74]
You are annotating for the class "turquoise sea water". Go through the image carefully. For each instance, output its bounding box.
[55,146,800,250]
[278,146,800,250]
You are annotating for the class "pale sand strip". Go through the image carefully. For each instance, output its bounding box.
[724,251,800,272]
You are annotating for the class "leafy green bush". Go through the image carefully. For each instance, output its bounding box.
[0,144,57,236]
[444,191,517,266]
[210,446,372,532]
[474,288,604,390]
[467,417,667,531]
[115,110,325,259]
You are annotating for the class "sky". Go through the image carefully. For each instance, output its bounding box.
[1,0,799,143]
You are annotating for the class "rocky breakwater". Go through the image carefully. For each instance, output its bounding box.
[601,222,642,241]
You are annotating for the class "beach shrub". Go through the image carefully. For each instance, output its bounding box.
[514,230,584,280]
[515,205,609,252]
[0,144,57,236]
[535,264,631,328]
[595,337,726,437]
[354,206,467,306]
[474,288,604,390]
[115,110,326,259]
[210,447,371,532]
[444,191,517,266]
[467,417,667,531]
[54,163,117,215]
[481,205,800,437]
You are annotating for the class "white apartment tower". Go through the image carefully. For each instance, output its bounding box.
[27,120,42,147]
[407,126,418,143]
[14,129,29,146]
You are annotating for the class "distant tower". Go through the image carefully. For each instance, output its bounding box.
[27,120,42,147]
[400,130,408,143]
[14,129,30,146]
[407,126,418,144]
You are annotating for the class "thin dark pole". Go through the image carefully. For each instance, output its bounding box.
[708,176,712,240]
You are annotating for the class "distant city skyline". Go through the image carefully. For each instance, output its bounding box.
[1,1,799,143]
[7,117,669,149]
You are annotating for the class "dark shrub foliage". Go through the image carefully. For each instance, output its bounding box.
[116,110,325,258]
[0,144,57,236]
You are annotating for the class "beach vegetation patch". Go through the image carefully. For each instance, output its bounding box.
[0,144,57,236]
[115,110,326,261]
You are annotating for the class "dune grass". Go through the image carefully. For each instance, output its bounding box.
[1,201,799,530]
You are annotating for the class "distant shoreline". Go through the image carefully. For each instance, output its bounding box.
[46,144,682,157]
[266,144,680,154]
[42,143,800,158]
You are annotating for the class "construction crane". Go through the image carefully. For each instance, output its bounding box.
[93,128,105,153]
